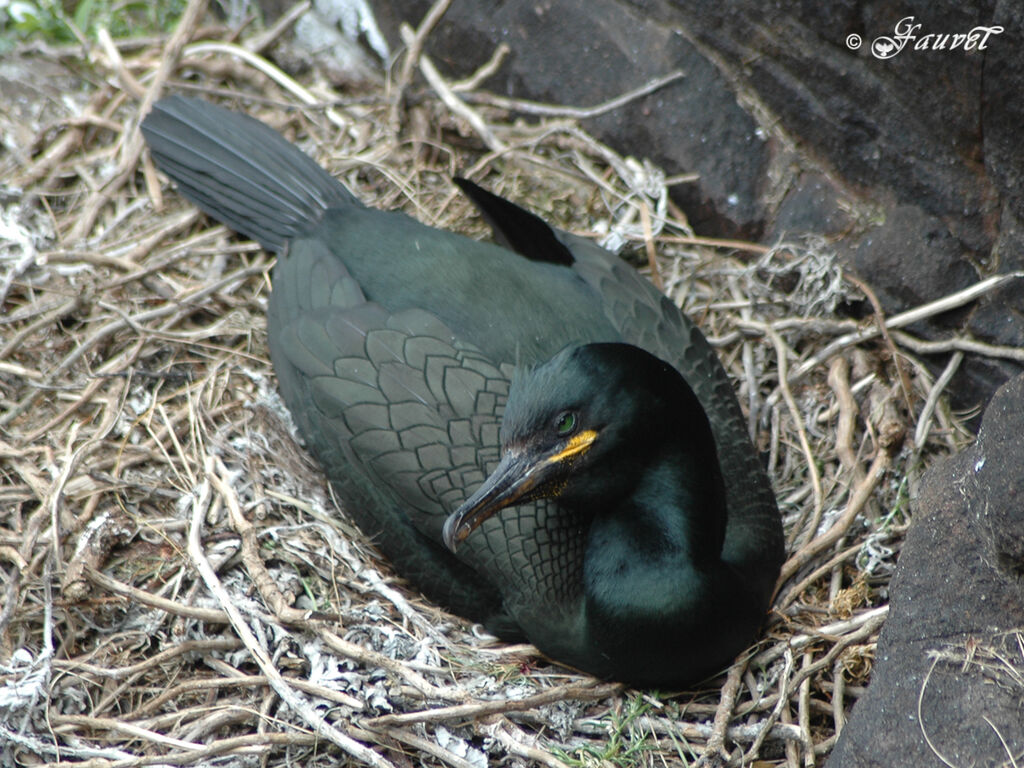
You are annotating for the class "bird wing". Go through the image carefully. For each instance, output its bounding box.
[267,234,586,629]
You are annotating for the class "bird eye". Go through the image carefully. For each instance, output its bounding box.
[554,411,577,436]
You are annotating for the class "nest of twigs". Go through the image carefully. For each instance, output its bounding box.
[0,3,980,767]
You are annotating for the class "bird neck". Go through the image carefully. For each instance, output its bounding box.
[570,446,767,688]
[580,442,730,620]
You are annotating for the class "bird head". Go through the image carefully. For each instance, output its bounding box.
[443,343,712,551]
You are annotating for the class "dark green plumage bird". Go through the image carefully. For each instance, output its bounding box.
[140,95,783,687]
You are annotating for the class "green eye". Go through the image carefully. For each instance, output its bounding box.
[555,411,577,436]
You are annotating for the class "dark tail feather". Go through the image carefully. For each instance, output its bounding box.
[141,95,357,252]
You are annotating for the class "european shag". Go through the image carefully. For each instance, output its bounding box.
[141,95,784,687]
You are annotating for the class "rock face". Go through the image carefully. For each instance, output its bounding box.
[827,373,1024,767]
[363,0,1024,413]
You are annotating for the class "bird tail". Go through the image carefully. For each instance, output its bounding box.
[140,95,357,252]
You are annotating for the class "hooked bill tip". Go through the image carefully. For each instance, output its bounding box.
[442,513,466,553]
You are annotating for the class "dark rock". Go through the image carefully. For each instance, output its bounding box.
[768,172,853,241]
[967,204,1024,348]
[948,203,1024,418]
[982,3,1024,225]
[647,1,1003,252]
[842,204,978,316]
[827,373,1024,768]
